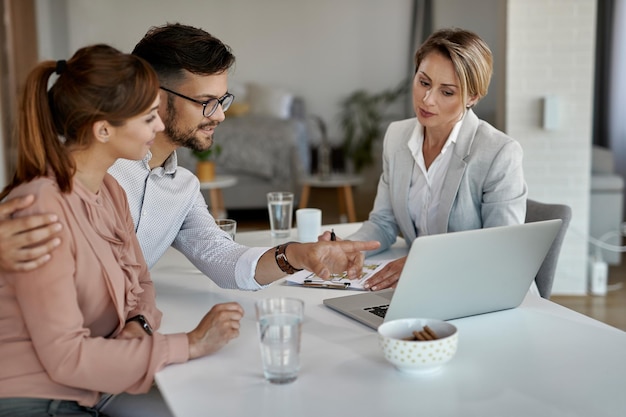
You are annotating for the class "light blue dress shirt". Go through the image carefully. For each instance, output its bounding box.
[109,151,268,290]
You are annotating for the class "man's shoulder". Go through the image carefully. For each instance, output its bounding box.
[109,157,199,185]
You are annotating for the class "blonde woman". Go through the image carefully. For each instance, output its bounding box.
[332,28,527,290]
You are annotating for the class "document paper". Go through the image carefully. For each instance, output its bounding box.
[285,260,391,290]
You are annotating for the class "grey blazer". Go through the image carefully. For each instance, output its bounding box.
[348,110,528,255]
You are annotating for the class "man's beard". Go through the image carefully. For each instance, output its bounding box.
[163,100,217,152]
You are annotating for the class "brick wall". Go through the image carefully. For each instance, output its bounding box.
[506,0,596,294]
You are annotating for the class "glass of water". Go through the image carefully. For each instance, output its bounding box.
[255,297,304,384]
[267,191,294,238]
[215,218,236,240]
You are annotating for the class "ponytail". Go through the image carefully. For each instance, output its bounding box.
[0,44,159,200]
[0,62,75,200]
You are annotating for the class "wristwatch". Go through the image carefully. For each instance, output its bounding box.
[274,242,303,275]
[125,314,153,335]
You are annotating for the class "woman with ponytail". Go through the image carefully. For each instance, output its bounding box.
[0,44,245,417]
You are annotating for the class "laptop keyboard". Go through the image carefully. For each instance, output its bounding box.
[364,304,389,318]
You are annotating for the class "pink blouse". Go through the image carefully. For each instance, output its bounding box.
[0,175,189,406]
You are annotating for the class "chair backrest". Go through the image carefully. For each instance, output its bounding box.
[525,199,572,298]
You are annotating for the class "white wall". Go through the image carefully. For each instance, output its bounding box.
[36,0,413,141]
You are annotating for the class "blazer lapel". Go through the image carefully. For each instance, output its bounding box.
[435,110,480,233]
[394,148,418,241]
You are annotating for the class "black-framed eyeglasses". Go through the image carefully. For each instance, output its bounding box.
[160,86,235,117]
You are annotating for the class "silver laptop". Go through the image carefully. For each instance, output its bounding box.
[323,220,562,329]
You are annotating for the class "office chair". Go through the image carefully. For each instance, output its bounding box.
[525,199,572,299]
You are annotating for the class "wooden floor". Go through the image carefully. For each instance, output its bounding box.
[551,263,626,331]
[232,186,626,333]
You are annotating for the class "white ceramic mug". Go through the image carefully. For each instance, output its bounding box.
[296,208,322,243]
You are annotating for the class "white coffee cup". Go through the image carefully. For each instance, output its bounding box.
[296,208,322,243]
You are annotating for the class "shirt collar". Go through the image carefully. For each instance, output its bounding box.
[407,111,466,157]
[141,150,179,175]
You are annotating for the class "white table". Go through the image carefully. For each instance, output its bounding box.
[152,224,626,417]
[199,175,238,218]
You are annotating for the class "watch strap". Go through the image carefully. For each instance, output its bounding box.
[125,314,153,335]
[274,242,303,275]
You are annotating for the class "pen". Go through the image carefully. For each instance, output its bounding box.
[303,279,350,289]
[330,229,336,241]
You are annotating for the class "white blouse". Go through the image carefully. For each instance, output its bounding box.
[406,114,465,236]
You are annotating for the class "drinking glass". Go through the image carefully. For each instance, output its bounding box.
[215,218,236,240]
[267,192,294,238]
[255,297,304,384]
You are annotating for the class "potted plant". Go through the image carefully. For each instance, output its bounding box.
[339,80,409,172]
[193,144,222,182]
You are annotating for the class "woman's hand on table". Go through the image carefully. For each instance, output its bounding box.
[187,302,245,360]
[362,256,407,291]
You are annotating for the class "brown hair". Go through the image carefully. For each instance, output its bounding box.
[0,44,160,199]
[132,23,235,86]
[414,28,493,106]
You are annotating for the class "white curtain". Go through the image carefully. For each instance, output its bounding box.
[608,0,626,214]
[609,0,626,151]
[405,0,432,117]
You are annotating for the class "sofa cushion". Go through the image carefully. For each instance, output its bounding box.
[246,82,294,119]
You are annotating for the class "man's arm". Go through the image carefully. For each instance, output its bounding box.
[0,195,62,272]
[253,240,381,286]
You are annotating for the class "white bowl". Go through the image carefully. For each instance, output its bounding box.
[377,318,458,374]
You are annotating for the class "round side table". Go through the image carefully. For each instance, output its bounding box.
[299,174,363,223]
[199,175,238,218]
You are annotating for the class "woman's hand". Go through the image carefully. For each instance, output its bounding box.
[317,230,340,242]
[187,302,245,359]
[0,195,62,272]
[362,256,407,291]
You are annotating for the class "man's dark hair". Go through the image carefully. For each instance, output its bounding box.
[132,23,235,84]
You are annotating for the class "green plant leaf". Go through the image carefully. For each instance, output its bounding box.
[339,79,409,172]
[192,143,222,161]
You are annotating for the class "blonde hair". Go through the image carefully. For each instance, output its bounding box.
[414,28,493,106]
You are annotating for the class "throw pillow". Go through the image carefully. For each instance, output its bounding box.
[246,82,294,119]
